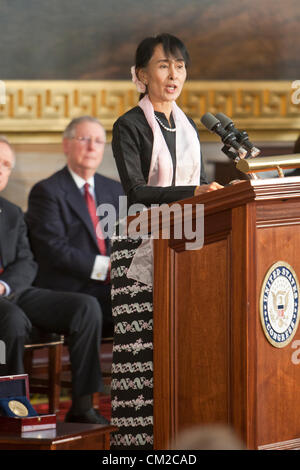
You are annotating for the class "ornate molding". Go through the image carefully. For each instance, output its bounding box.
[0,80,299,143]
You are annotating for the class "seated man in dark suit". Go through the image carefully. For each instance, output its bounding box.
[0,136,108,424]
[26,116,123,337]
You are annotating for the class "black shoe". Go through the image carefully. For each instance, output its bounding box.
[65,408,110,425]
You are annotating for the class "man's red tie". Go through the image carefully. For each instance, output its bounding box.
[0,257,3,274]
[84,183,106,255]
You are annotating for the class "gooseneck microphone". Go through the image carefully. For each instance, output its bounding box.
[215,112,261,157]
[200,112,248,159]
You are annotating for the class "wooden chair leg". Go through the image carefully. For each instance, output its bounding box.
[92,392,100,410]
[48,342,62,414]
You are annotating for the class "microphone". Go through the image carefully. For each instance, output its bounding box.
[215,113,261,157]
[200,112,247,159]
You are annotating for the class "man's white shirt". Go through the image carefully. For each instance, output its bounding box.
[68,167,110,281]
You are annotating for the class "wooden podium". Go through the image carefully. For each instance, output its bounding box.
[148,177,300,450]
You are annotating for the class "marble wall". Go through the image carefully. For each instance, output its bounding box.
[1,143,119,211]
[2,140,294,212]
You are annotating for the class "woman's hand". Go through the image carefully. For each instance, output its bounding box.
[194,182,223,196]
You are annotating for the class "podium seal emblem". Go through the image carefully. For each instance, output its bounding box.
[260,261,300,348]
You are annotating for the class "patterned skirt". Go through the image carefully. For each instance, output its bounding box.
[110,237,154,450]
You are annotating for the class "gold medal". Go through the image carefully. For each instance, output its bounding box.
[8,400,29,417]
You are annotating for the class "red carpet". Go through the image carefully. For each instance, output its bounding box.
[33,396,111,422]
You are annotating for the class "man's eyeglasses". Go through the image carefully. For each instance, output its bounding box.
[72,136,105,146]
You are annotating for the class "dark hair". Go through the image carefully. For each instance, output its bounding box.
[134,33,190,98]
[135,33,190,69]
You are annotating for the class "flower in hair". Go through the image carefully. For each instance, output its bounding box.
[131,66,146,93]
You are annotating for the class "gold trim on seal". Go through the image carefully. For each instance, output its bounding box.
[259,261,300,348]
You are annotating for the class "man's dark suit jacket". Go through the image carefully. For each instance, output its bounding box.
[0,196,37,300]
[0,195,104,389]
[26,166,123,294]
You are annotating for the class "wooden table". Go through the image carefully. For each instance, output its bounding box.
[0,422,117,450]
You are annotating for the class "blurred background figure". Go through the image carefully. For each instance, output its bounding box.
[170,424,246,450]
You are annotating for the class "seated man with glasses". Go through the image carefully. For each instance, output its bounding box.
[26,116,123,338]
[0,135,109,424]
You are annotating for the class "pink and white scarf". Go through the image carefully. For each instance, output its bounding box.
[138,95,201,187]
[126,96,202,286]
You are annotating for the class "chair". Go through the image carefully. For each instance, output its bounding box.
[23,327,64,414]
[24,328,113,414]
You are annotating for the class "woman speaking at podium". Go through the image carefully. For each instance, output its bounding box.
[110,33,222,450]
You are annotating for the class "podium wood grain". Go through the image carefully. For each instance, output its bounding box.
[148,177,300,450]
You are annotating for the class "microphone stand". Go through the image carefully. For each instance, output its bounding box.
[221,144,260,180]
